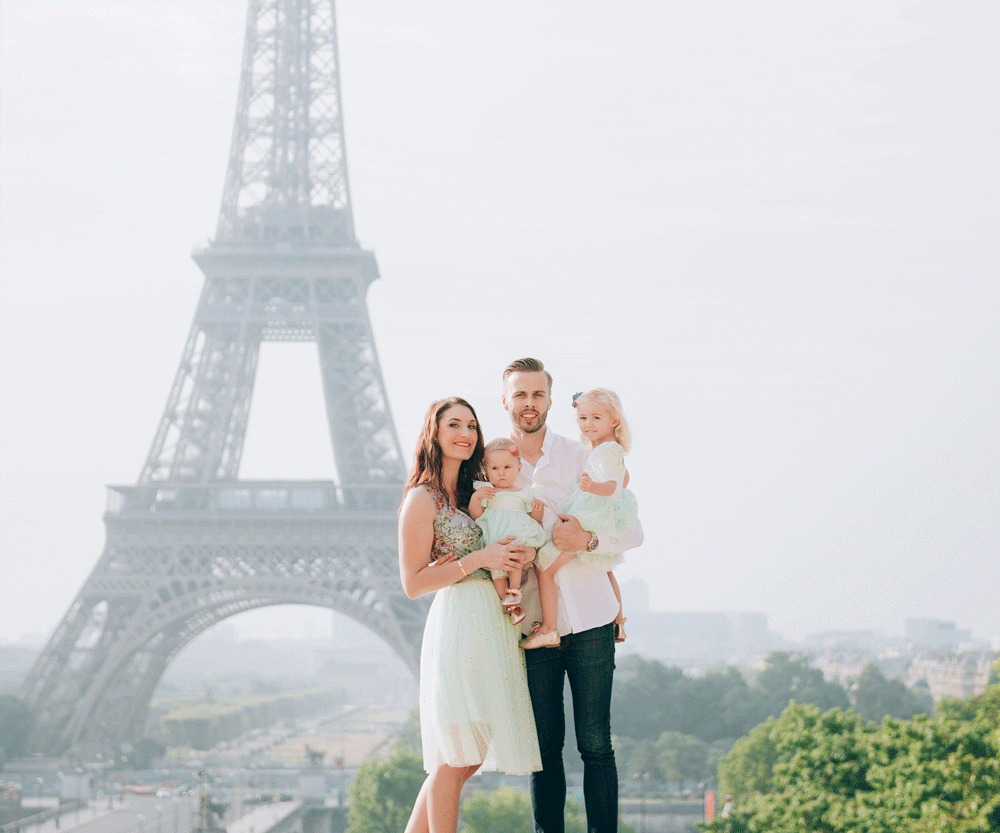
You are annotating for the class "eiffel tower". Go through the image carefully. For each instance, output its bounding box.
[19,0,425,758]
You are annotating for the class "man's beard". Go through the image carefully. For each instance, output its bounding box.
[513,408,547,434]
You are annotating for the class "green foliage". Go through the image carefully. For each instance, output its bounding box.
[849,663,932,722]
[701,685,1000,833]
[613,652,849,749]
[459,788,636,833]
[716,718,780,798]
[0,695,34,765]
[656,731,714,788]
[347,748,426,833]
[161,688,344,749]
[395,705,421,753]
[460,786,535,833]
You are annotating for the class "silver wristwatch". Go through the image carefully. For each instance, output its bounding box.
[586,532,599,552]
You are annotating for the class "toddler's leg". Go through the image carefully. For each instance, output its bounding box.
[492,575,509,602]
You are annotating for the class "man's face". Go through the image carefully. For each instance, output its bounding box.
[503,371,552,434]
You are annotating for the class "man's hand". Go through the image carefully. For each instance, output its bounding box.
[552,514,592,553]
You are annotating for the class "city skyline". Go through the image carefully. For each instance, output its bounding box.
[1,1,998,648]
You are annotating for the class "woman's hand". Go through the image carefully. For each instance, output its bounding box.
[474,536,524,573]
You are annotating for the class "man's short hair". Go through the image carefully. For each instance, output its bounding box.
[502,357,553,391]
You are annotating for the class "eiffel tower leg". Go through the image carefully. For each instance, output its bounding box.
[21,511,428,756]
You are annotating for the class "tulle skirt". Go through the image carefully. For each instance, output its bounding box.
[419,577,541,775]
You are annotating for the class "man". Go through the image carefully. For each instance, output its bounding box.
[502,357,643,833]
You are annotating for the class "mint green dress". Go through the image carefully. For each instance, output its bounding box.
[418,486,541,775]
[536,441,638,571]
[472,482,547,580]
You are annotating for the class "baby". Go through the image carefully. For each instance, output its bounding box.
[469,438,547,625]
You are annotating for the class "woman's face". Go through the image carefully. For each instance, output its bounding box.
[436,404,479,462]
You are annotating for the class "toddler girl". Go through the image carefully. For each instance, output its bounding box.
[469,438,547,625]
[520,388,636,649]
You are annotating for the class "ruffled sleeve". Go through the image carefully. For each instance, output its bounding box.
[473,480,492,507]
[585,442,626,488]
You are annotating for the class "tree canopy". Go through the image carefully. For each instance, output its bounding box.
[703,683,1000,833]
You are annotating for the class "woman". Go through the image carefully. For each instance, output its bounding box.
[398,397,541,833]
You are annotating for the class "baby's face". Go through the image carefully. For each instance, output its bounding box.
[484,449,521,490]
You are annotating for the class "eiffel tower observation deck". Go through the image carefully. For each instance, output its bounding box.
[19,0,424,758]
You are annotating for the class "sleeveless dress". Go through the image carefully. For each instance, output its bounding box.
[418,486,541,775]
[536,441,638,571]
[472,482,547,580]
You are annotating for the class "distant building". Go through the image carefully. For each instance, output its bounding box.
[619,580,779,665]
[905,618,972,649]
[908,650,997,700]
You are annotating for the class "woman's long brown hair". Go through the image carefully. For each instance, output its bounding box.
[402,397,485,511]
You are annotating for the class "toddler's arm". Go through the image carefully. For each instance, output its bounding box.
[579,472,616,497]
[529,498,545,524]
[469,485,495,520]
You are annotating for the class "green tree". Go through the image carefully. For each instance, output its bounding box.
[702,686,1000,833]
[849,663,932,722]
[348,748,425,833]
[656,731,712,791]
[395,705,421,753]
[716,717,781,798]
[617,736,664,782]
[460,786,534,833]
[0,695,34,766]
[752,652,849,719]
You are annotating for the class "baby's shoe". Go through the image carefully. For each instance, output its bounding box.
[502,588,523,607]
[506,605,526,626]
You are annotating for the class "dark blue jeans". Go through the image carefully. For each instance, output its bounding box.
[525,622,617,833]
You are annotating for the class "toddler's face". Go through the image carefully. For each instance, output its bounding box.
[576,401,618,446]
[484,449,521,489]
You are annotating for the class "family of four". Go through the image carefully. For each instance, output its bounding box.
[397,357,643,833]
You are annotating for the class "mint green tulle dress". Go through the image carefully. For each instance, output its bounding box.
[472,482,547,580]
[536,441,638,571]
[418,486,541,775]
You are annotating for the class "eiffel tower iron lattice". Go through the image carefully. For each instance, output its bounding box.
[19,0,426,757]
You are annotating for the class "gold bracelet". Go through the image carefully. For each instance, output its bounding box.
[458,559,468,577]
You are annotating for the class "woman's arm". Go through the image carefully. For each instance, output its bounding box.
[398,487,524,599]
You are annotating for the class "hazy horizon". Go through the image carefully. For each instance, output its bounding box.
[2,1,997,649]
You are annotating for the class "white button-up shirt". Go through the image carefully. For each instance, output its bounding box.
[514,428,643,636]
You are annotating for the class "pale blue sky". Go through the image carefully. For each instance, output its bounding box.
[1,1,997,646]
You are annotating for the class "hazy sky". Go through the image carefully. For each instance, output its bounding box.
[1,1,997,648]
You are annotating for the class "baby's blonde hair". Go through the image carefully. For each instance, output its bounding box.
[572,388,632,452]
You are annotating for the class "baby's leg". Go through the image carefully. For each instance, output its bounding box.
[508,566,523,591]
[492,575,509,602]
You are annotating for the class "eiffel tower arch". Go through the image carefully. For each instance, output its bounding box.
[19,0,426,758]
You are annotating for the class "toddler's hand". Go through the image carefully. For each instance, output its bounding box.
[473,486,496,502]
[579,473,593,493]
